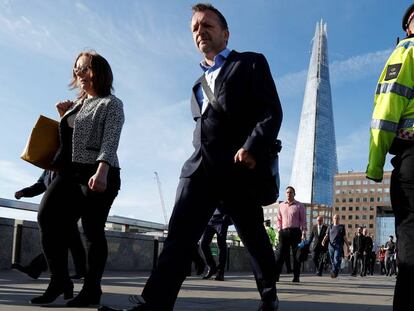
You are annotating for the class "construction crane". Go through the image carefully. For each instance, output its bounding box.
[154,171,169,225]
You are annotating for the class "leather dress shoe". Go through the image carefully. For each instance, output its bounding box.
[11,263,41,279]
[202,266,217,279]
[215,269,224,281]
[257,297,279,311]
[30,280,73,304]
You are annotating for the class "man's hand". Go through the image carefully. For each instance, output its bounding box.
[234,148,256,169]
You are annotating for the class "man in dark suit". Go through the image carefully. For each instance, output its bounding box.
[308,216,328,276]
[99,3,282,311]
[200,204,232,281]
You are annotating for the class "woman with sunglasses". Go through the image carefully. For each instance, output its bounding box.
[32,51,124,307]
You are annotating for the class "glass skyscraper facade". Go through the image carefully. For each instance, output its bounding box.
[290,21,338,205]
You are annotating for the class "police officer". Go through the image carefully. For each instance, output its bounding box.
[366,4,414,309]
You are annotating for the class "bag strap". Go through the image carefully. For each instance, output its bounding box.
[200,75,224,114]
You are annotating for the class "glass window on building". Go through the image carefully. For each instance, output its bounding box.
[363,180,368,185]
[341,215,346,220]
[348,189,354,194]
[369,215,374,219]
[356,215,360,220]
[363,198,368,202]
[349,206,353,211]
[348,198,353,202]
[370,188,375,194]
[377,197,382,202]
[369,224,374,228]
[356,189,361,194]
[342,207,346,211]
[385,188,390,193]
[363,188,368,193]
[355,224,359,228]
[349,180,354,185]
[335,190,340,194]
[348,224,352,228]
[369,180,375,184]
[370,206,374,211]
[342,198,346,203]
[341,180,347,186]
[356,197,360,202]
[356,206,360,211]
[356,180,361,185]
[363,206,367,211]
[384,196,390,202]
[370,197,375,202]
[335,207,339,211]
[335,198,339,203]
[264,209,268,214]
[384,179,390,184]
[362,215,367,220]
[335,181,341,186]
[348,215,353,220]
[342,190,347,194]
[377,188,383,193]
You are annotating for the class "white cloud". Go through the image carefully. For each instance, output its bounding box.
[277,48,391,99]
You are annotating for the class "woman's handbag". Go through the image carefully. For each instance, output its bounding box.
[20,115,60,170]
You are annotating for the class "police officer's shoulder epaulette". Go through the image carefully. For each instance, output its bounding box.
[384,63,402,81]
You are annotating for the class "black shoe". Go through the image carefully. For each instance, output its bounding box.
[215,270,224,281]
[257,297,279,311]
[202,266,217,279]
[66,288,101,307]
[70,273,85,280]
[11,263,41,279]
[30,280,73,304]
[351,273,357,277]
[292,276,300,283]
[195,261,206,276]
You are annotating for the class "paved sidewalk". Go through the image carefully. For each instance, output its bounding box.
[0,270,395,310]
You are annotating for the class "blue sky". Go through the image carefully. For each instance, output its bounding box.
[0,0,409,223]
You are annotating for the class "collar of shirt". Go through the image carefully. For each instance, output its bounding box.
[196,48,231,113]
[199,48,231,73]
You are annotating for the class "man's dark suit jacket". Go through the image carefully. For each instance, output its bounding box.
[309,224,328,252]
[180,50,283,204]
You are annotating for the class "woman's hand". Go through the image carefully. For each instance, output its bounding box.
[56,100,74,117]
[88,162,109,192]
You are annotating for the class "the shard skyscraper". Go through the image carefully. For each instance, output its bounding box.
[290,21,338,206]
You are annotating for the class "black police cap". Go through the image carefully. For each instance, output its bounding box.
[402,3,414,30]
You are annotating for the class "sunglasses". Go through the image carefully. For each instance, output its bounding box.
[73,65,91,75]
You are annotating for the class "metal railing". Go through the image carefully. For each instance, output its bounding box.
[0,197,167,233]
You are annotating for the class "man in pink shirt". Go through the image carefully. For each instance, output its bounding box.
[275,186,306,282]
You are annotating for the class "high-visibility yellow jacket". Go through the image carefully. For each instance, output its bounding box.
[367,35,414,181]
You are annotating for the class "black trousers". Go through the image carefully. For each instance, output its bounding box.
[37,167,119,290]
[275,228,302,278]
[200,223,228,271]
[141,166,277,311]
[313,249,327,275]
[27,223,86,275]
[391,144,414,311]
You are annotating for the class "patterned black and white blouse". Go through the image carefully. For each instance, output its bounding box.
[64,94,124,168]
